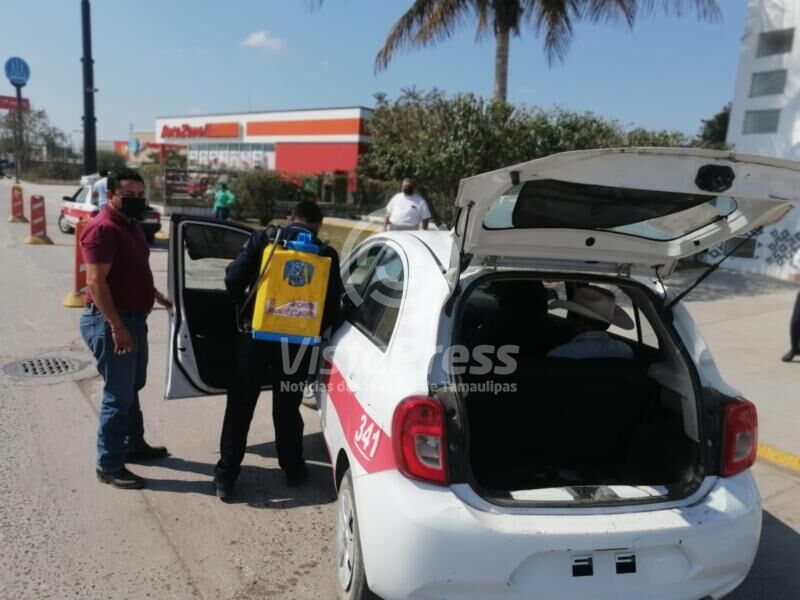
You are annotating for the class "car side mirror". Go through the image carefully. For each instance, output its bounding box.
[63,196,72,202]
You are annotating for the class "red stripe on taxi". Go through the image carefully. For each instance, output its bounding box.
[325,362,395,474]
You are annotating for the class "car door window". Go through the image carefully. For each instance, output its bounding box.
[351,248,404,351]
[74,186,89,205]
[183,223,248,291]
[343,244,383,297]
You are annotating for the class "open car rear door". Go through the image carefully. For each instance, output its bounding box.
[165,215,268,399]
[452,148,800,276]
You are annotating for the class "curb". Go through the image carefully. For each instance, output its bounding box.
[758,444,800,474]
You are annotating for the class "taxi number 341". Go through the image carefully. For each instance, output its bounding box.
[353,414,381,460]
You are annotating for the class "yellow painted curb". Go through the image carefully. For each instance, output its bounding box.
[24,235,54,245]
[154,231,169,240]
[758,444,800,473]
[7,215,29,223]
[324,221,381,233]
[63,292,86,308]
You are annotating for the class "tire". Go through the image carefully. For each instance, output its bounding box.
[337,471,380,600]
[145,231,156,245]
[58,214,74,234]
[301,383,317,409]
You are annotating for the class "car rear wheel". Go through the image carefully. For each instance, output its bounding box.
[145,231,156,245]
[58,214,74,234]
[337,470,379,600]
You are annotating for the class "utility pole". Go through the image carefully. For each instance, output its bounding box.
[81,0,97,175]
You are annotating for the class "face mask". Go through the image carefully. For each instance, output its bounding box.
[119,196,146,220]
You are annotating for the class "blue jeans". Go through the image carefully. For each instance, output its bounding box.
[212,207,230,221]
[80,308,149,472]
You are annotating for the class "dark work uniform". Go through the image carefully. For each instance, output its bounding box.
[215,223,342,484]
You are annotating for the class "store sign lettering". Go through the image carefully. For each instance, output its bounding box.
[161,124,207,138]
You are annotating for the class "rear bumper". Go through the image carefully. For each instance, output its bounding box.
[354,470,761,600]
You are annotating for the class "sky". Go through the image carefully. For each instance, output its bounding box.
[1,0,748,142]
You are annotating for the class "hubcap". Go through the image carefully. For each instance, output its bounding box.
[337,489,355,591]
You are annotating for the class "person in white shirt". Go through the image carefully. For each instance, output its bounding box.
[93,170,109,209]
[384,178,432,231]
[547,286,635,360]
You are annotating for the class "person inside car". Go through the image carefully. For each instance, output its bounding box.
[547,285,634,359]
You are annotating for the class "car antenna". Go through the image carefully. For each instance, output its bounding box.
[665,226,763,310]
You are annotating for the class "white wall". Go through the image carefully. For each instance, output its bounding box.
[719,0,800,282]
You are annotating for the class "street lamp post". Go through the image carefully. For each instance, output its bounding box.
[81,0,97,175]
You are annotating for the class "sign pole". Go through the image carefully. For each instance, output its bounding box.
[5,57,31,183]
[14,84,23,183]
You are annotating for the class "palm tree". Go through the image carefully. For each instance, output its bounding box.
[327,1,721,101]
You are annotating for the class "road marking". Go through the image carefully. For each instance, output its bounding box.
[758,444,800,473]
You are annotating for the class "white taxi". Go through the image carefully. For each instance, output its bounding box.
[164,148,798,600]
[59,173,162,244]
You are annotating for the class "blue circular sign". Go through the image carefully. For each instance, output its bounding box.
[5,57,31,87]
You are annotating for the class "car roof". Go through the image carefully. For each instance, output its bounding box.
[371,229,453,267]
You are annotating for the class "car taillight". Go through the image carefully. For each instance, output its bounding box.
[722,399,758,477]
[148,212,160,221]
[392,396,448,485]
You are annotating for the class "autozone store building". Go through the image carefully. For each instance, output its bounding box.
[154,106,371,181]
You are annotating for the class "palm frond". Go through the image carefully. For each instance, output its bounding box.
[524,0,583,65]
[375,0,474,71]
[637,0,721,21]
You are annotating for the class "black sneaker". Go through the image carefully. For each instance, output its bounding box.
[214,479,234,502]
[285,463,309,488]
[125,442,169,462]
[782,350,796,363]
[96,468,145,489]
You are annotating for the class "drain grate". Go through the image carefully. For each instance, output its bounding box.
[3,357,82,378]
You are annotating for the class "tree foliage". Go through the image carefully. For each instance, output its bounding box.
[695,103,730,149]
[230,170,301,225]
[97,150,127,173]
[318,0,721,100]
[0,106,69,166]
[361,89,694,223]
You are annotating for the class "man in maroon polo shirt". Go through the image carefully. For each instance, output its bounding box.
[79,168,172,489]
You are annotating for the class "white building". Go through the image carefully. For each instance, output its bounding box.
[719,0,800,281]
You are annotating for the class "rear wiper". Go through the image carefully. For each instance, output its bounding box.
[665,226,763,310]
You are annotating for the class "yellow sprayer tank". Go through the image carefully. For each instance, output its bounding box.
[251,232,331,345]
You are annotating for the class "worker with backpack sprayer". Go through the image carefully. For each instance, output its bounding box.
[214,200,343,501]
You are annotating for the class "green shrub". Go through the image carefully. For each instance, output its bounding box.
[230,170,300,225]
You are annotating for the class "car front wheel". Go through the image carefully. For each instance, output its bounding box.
[58,214,74,234]
[337,470,379,600]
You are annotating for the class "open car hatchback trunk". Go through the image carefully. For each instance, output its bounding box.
[451,147,800,277]
[454,275,703,506]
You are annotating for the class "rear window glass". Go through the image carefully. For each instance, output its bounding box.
[482,179,737,241]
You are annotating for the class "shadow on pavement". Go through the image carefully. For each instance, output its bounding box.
[728,510,800,599]
[227,462,337,509]
[669,267,799,303]
[246,431,332,466]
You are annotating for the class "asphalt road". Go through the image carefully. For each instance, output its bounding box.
[0,179,798,600]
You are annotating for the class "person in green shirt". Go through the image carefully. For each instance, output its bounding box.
[213,183,236,221]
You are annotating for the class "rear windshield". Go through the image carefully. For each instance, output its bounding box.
[483,179,737,241]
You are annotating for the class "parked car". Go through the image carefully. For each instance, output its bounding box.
[163,148,797,600]
[186,177,210,198]
[58,173,162,244]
